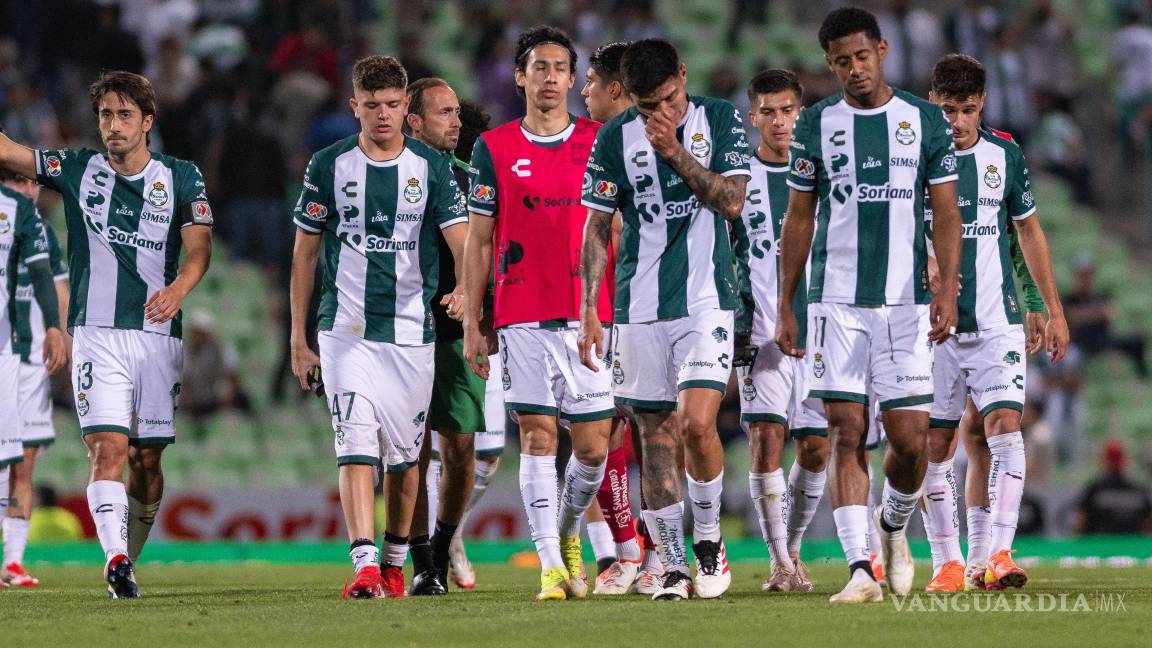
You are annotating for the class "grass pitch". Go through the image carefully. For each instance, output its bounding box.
[4,563,1148,647]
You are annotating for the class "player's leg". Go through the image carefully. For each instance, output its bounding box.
[592,415,643,594]
[4,362,56,586]
[125,445,164,563]
[408,429,440,594]
[583,501,616,576]
[340,463,384,598]
[783,363,829,592]
[960,398,992,589]
[1,448,38,586]
[922,337,967,592]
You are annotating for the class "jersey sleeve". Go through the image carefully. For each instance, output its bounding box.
[923,107,959,185]
[34,148,78,195]
[292,152,333,233]
[581,124,626,214]
[467,137,499,217]
[15,204,50,265]
[1008,224,1044,313]
[176,161,214,228]
[708,100,752,177]
[787,109,821,192]
[1005,146,1037,221]
[44,221,68,281]
[430,155,469,229]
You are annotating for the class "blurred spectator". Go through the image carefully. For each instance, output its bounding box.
[182,311,253,426]
[305,93,360,155]
[1110,9,1152,159]
[983,26,1035,144]
[1074,438,1152,534]
[726,0,769,51]
[398,31,436,86]
[473,24,520,124]
[945,0,1001,61]
[1,77,59,148]
[27,485,84,542]
[188,19,249,74]
[876,0,944,95]
[1022,398,1055,484]
[707,63,744,113]
[270,12,341,92]
[1033,91,1095,205]
[1064,255,1148,377]
[618,0,663,42]
[89,3,145,74]
[119,0,200,60]
[1031,347,1086,466]
[1020,0,1079,102]
[144,35,201,111]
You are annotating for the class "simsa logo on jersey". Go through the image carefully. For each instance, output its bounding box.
[856,183,915,202]
[364,234,416,252]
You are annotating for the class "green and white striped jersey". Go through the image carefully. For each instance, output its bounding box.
[925,129,1035,333]
[293,135,468,345]
[0,184,51,356]
[788,88,958,306]
[35,148,213,339]
[13,221,67,363]
[582,96,751,323]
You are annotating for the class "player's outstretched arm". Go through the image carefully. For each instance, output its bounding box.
[927,180,962,342]
[0,132,38,180]
[461,213,495,378]
[145,225,211,324]
[1012,215,1069,363]
[645,106,747,220]
[775,188,816,358]
[289,229,322,390]
[578,208,613,371]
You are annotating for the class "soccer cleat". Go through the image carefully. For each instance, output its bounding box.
[1,563,39,587]
[534,566,570,602]
[829,567,884,604]
[873,507,913,595]
[105,554,139,599]
[380,564,407,597]
[964,561,988,591]
[410,568,447,596]
[652,570,693,601]
[790,555,814,592]
[630,562,665,595]
[925,560,966,593]
[448,540,476,590]
[560,536,588,599]
[984,550,1028,591]
[344,565,385,599]
[763,562,797,592]
[596,556,616,578]
[692,538,731,599]
[869,553,887,587]
[593,559,640,595]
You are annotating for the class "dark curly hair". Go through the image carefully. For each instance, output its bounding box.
[619,38,681,97]
[818,7,882,53]
[747,68,803,104]
[931,54,986,100]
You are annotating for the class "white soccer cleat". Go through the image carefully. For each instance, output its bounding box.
[630,561,665,595]
[594,560,640,595]
[651,570,693,601]
[873,507,914,595]
[692,538,731,599]
[964,560,988,592]
[448,536,476,590]
[829,567,884,604]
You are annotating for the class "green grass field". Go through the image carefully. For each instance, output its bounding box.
[4,563,1148,647]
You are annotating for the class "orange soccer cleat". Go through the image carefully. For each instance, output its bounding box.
[984,550,1028,591]
[925,560,965,592]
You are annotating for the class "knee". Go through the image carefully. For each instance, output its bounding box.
[680,410,715,445]
[441,435,475,468]
[797,436,830,471]
[572,446,606,467]
[984,410,1022,438]
[926,429,955,461]
[519,426,556,456]
[828,418,864,454]
[128,448,164,474]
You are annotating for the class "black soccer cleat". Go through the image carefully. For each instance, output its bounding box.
[105,554,139,599]
[410,568,448,596]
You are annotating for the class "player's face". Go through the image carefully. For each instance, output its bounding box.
[933,92,985,150]
[631,63,689,124]
[825,33,887,104]
[516,44,574,113]
[582,68,616,123]
[2,175,40,202]
[97,92,153,157]
[749,90,801,157]
[350,87,409,147]
[413,85,461,151]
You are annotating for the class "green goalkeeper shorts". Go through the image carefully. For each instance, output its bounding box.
[429,339,487,432]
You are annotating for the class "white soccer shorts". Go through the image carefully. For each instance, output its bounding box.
[477,352,506,457]
[498,325,615,423]
[790,359,828,437]
[19,361,55,447]
[738,339,797,425]
[0,353,21,467]
[930,324,1027,428]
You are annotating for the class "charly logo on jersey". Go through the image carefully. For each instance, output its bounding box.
[983,165,1002,189]
[793,157,815,180]
[689,133,711,158]
[812,353,826,378]
[77,392,90,416]
[45,156,63,177]
[512,159,532,177]
[403,177,423,203]
[147,182,169,208]
[0,212,9,234]
[305,202,328,219]
[741,377,757,401]
[894,121,916,145]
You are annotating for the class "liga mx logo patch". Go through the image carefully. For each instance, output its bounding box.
[45,156,63,177]
[812,353,826,379]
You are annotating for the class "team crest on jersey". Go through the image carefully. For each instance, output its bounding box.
[77,393,90,416]
[502,367,511,391]
[689,133,711,158]
[472,184,495,203]
[812,353,826,378]
[594,180,618,199]
[741,377,757,401]
[0,212,9,234]
[983,165,1002,189]
[403,177,423,203]
[305,202,328,219]
[612,360,624,385]
[147,182,169,207]
[894,121,916,146]
[335,425,345,446]
[45,156,62,177]
[793,157,815,180]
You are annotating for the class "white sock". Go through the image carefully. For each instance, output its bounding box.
[966,506,991,566]
[880,480,921,532]
[559,458,605,537]
[833,505,870,565]
[586,520,615,562]
[350,541,379,573]
[617,537,641,562]
[0,468,9,509]
[454,457,499,539]
[427,452,442,535]
[642,503,688,574]
[786,463,826,554]
[988,432,1026,553]
[86,480,129,560]
[922,460,963,571]
[2,517,29,566]
[749,470,792,569]
[641,537,663,571]
[381,535,408,567]
[127,496,161,564]
[686,470,723,542]
[865,470,882,559]
[519,454,562,570]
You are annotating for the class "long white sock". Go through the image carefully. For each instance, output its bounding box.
[0,468,9,509]
[922,460,963,572]
[786,462,826,554]
[559,458,605,537]
[642,503,689,574]
[427,450,442,535]
[686,470,723,542]
[966,506,991,566]
[749,470,792,569]
[86,480,129,560]
[2,517,29,566]
[880,480,921,532]
[454,457,499,537]
[519,454,562,570]
[127,496,161,564]
[988,432,1026,553]
[833,505,870,565]
[586,520,615,563]
[865,470,882,560]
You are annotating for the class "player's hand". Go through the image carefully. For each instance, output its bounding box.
[463,324,491,379]
[775,310,804,358]
[578,309,605,372]
[442,289,466,321]
[644,104,681,159]
[479,311,499,355]
[1025,311,1047,354]
[1045,312,1070,364]
[290,340,322,391]
[145,284,189,324]
[42,327,67,374]
[929,292,958,343]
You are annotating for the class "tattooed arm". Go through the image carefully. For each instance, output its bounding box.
[578,208,613,371]
[663,146,748,221]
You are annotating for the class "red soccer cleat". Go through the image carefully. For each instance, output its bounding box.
[2,562,39,587]
[344,565,385,599]
[380,564,407,598]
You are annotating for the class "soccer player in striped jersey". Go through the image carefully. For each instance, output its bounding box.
[579,38,751,601]
[460,26,615,602]
[0,71,213,598]
[731,69,830,594]
[919,54,1068,592]
[290,56,469,599]
[0,167,68,588]
[776,8,964,603]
